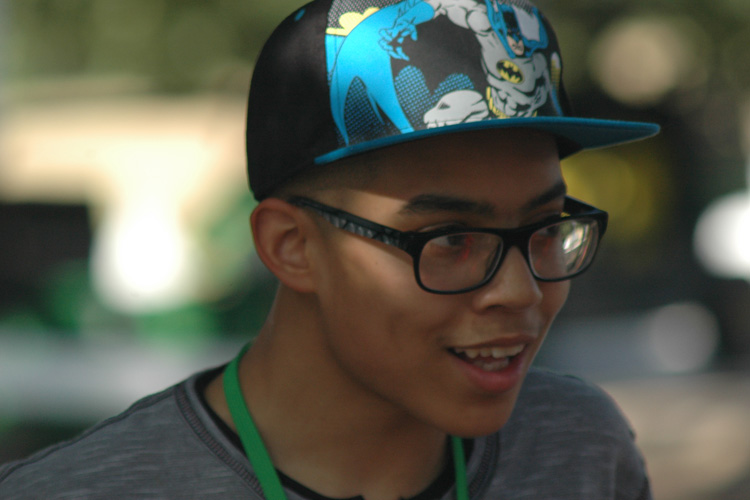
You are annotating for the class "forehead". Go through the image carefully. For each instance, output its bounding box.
[328,129,564,212]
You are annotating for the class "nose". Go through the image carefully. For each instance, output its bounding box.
[472,246,542,311]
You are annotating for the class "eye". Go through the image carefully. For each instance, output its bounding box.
[536,222,563,239]
[434,233,474,249]
[422,232,501,264]
[423,233,477,262]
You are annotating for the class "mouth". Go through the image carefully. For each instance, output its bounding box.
[448,344,526,372]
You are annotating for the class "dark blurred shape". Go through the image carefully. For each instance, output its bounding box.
[0,421,91,465]
[0,203,92,329]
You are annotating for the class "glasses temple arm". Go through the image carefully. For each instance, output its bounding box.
[289,197,409,248]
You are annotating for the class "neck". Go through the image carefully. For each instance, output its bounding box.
[205,287,449,500]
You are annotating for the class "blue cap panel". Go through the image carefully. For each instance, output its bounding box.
[325,0,568,149]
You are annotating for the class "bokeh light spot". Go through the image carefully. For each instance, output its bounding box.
[590,16,709,106]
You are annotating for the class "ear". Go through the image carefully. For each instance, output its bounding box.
[250,198,317,293]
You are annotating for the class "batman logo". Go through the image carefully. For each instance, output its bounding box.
[497,60,523,84]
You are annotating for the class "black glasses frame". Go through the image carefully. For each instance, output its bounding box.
[288,195,608,294]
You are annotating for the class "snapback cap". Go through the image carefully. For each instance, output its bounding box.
[246,0,660,200]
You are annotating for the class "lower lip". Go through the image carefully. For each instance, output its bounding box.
[450,348,528,394]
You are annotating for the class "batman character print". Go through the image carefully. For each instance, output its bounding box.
[324,0,565,147]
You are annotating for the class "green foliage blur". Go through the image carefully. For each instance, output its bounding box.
[6,0,750,94]
[5,0,310,93]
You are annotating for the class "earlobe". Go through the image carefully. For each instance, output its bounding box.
[250,198,316,293]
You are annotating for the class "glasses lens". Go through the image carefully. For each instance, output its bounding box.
[529,219,600,280]
[418,232,502,292]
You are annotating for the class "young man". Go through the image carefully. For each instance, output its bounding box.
[0,0,659,498]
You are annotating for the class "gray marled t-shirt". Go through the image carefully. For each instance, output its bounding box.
[0,368,651,499]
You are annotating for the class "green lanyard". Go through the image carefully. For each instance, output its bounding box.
[224,345,470,500]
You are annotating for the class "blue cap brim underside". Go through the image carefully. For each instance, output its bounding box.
[314,117,660,166]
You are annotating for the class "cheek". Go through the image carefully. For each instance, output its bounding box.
[321,250,458,350]
[318,237,438,327]
[542,280,571,319]
[532,280,571,353]
[314,241,461,378]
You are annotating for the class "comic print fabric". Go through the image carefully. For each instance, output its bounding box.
[324,0,565,147]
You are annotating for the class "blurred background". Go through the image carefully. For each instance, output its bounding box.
[0,0,749,498]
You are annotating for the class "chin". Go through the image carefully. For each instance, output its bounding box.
[438,391,521,438]
[461,412,515,438]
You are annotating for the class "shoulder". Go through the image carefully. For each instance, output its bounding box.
[0,370,249,499]
[509,368,640,457]
[515,368,634,432]
[482,369,651,499]
[0,386,176,493]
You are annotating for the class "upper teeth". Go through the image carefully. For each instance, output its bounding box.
[453,345,524,359]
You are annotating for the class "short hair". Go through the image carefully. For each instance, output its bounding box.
[268,151,382,200]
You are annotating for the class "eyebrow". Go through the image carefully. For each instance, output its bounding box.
[521,180,567,213]
[399,180,568,217]
[399,194,496,217]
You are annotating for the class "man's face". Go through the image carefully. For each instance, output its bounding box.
[307,129,570,437]
[507,35,526,57]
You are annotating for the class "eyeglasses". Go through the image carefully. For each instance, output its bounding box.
[289,196,608,294]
